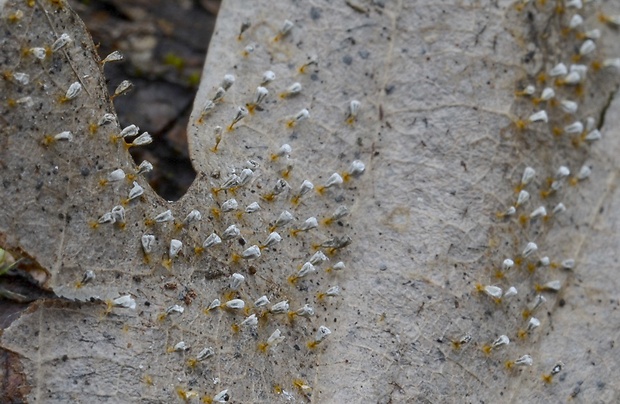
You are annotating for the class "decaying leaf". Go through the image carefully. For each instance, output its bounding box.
[1,0,620,402]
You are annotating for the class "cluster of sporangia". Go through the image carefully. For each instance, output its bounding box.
[50,15,362,403]
[461,0,620,386]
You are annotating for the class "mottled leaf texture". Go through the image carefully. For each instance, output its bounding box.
[2,0,620,402]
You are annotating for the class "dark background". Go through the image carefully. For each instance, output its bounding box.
[70,0,221,201]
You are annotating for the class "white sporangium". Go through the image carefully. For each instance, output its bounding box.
[52,33,72,51]
[346,100,361,122]
[221,74,235,90]
[603,58,620,69]
[97,212,114,224]
[539,256,550,267]
[270,300,289,314]
[531,294,547,311]
[166,304,184,314]
[213,87,226,103]
[53,131,73,141]
[141,234,155,254]
[97,112,116,126]
[253,86,269,105]
[309,251,328,265]
[213,389,230,403]
[113,80,133,97]
[221,224,240,240]
[529,206,547,219]
[347,160,366,177]
[296,304,315,317]
[113,295,136,309]
[491,335,510,349]
[331,261,346,271]
[111,205,125,223]
[564,121,584,134]
[552,203,566,215]
[12,72,29,85]
[203,233,222,248]
[101,50,123,64]
[276,143,292,158]
[576,165,591,180]
[63,81,82,101]
[242,314,258,326]
[228,106,249,130]
[154,209,174,223]
[483,285,502,299]
[514,354,533,366]
[521,166,536,186]
[137,160,153,174]
[274,211,294,228]
[543,280,562,292]
[549,63,568,77]
[208,299,221,311]
[561,259,575,269]
[289,108,310,126]
[579,39,596,56]
[254,296,270,307]
[522,242,538,257]
[278,19,294,37]
[266,329,285,348]
[528,110,548,123]
[585,129,601,142]
[325,286,341,296]
[221,199,238,212]
[569,14,583,29]
[562,71,581,85]
[130,132,153,147]
[108,168,126,182]
[282,82,302,97]
[560,100,579,114]
[323,173,344,189]
[79,270,96,286]
[128,182,144,200]
[30,47,46,59]
[262,232,282,248]
[298,217,318,232]
[230,273,245,290]
[224,299,245,310]
[196,347,215,361]
[169,239,182,258]
[527,317,541,331]
[504,286,518,298]
[184,209,202,224]
[238,169,254,186]
[313,325,332,344]
[516,190,530,206]
[296,262,316,278]
[173,341,189,352]
[241,245,261,259]
[298,180,314,196]
[261,70,276,85]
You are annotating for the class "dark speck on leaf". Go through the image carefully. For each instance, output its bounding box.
[385,84,395,95]
[310,7,321,20]
[343,55,353,65]
[359,50,370,59]
[80,167,90,177]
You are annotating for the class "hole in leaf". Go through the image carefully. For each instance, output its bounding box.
[73,0,220,201]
